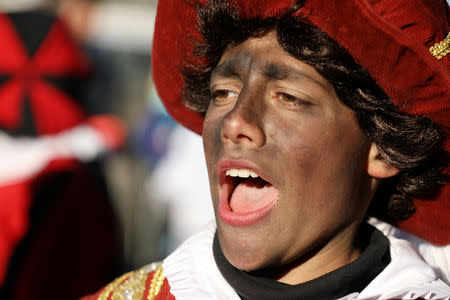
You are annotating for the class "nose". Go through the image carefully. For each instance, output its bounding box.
[221,89,266,147]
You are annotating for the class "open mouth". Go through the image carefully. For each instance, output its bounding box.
[217,164,279,226]
[225,168,277,213]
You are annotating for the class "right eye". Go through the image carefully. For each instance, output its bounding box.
[211,90,238,105]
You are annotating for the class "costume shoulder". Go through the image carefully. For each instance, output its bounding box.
[81,262,175,300]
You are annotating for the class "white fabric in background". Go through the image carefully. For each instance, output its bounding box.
[0,0,48,12]
[148,125,215,253]
[0,126,107,185]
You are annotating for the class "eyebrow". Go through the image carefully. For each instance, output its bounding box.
[211,54,251,79]
[261,63,328,90]
[263,63,300,80]
[211,54,328,90]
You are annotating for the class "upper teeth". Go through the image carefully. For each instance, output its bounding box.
[226,169,259,178]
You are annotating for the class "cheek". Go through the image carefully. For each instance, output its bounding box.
[202,114,222,161]
[271,119,323,165]
[202,113,223,194]
[277,118,367,197]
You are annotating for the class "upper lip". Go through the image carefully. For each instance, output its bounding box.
[216,158,273,186]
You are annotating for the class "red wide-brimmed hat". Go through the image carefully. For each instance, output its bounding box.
[152,0,450,245]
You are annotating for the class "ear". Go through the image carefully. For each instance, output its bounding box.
[367,143,400,179]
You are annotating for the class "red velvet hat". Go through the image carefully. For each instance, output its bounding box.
[152,0,450,245]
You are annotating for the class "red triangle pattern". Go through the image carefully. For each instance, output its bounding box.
[0,13,91,134]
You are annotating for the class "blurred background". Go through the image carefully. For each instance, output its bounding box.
[0,0,213,299]
[0,1,449,299]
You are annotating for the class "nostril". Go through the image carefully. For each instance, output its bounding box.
[237,133,252,141]
[220,100,266,147]
[221,120,265,147]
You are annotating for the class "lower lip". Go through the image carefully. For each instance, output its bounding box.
[218,183,277,226]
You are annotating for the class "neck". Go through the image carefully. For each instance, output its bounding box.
[260,221,362,285]
[213,222,391,300]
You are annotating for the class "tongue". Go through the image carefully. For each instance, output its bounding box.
[229,178,279,213]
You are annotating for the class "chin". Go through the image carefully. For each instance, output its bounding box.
[225,251,267,272]
[219,233,274,272]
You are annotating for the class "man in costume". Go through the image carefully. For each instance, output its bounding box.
[83,0,450,299]
[0,5,125,300]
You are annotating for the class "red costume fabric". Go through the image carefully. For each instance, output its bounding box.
[81,263,175,300]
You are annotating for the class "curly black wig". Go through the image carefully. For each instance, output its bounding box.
[181,0,448,222]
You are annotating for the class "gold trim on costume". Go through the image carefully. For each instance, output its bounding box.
[98,272,134,300]
[97,262,163,300]
[430,32,450,59]
[147,265,165,300]
[110,267,148,300]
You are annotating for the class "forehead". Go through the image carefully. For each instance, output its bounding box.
[211,32,332,90]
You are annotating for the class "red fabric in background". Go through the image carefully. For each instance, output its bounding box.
[0,13,90,133]
[397,186,450,246]
[5,165,121,300]
[0,11,122,300]
[0,182,31,285]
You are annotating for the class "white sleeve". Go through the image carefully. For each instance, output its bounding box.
[0,125,107,185]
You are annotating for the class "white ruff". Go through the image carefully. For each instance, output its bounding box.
[162,221,450,300]
[162,221,239,300]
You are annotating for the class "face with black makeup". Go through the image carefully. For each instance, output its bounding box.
[202,32,398,284]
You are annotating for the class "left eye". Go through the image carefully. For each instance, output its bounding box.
[211,90,239,106]
[274,93,309,105]
[212,90,238,100]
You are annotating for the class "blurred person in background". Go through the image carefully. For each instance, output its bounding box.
[56,0,166,272]
[0,0,126,299]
